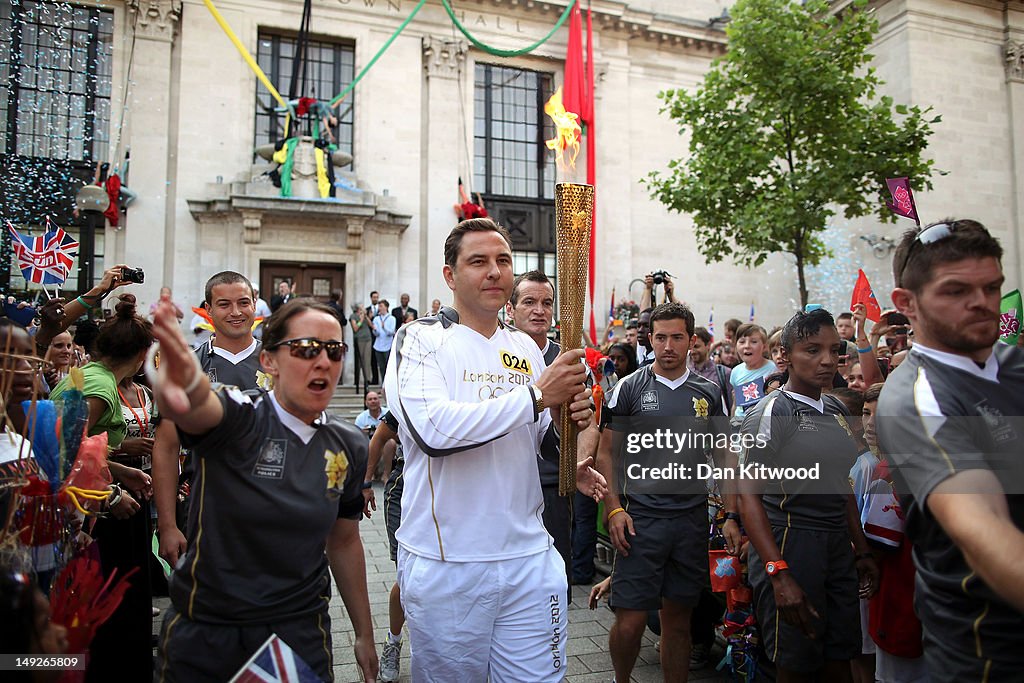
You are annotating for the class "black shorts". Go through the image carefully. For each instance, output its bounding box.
[609,505,708,611]
[155,604,333,682]
[383,457,404,563]
[749,526,859,673]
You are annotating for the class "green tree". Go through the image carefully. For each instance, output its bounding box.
[646,0,938,307]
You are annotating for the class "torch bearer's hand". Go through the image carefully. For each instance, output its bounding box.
[534,348,587,405]
[567,387,594,430]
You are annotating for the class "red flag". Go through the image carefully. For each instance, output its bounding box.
[851,269,882,323]
[562,1,585,129]
[885,177,919,224]
[584,2,597,343]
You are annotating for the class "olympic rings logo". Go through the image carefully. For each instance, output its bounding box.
[478,385,507,401]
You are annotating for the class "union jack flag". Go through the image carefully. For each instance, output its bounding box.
[229,634,321,683]
[7,221,79,285]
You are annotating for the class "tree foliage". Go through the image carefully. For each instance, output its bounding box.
[646,0,938,306]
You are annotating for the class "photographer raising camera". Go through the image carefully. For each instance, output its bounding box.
[640,270,678,309]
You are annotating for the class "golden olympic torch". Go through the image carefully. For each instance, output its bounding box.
[545,88,594,496]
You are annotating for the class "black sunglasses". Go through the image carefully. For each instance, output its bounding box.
[269,338,345,361]
[896,221,958,287]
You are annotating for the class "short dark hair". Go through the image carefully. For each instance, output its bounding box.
[378,299,390,309]
[735,323,768,345]
[263,298,343,349]
[828,387,865,416]
[510,271,553,306]
[693,326,712,345]
[893,218,1003,291]
[443,218,513,268]
[836,312,854,322]
[369,290,379,298]
[724,318,742,334]
[649,302,695,337]
[764,370,788,388]
[95,294,154,363]
[863,382,885,403]
[205,271,253,305]
[780,308,835,352]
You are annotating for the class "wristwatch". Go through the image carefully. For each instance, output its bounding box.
[765,560,789,576]
[530,384,545,418]
[361,481,373,490]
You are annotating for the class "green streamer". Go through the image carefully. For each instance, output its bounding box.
[330,0,429,107]
[440,0,574,58]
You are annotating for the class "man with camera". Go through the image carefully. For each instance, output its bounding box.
[640,270,678,310]
[877,219,1024,682]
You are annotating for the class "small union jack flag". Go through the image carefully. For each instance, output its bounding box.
[230,634,321,683]
[7,220,79,285]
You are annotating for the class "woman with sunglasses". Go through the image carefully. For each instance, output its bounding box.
[150,298,376,683]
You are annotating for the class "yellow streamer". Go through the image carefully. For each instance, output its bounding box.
[64,486,112,516]
[201,0,285,108]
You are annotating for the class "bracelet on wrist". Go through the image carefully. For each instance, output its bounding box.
[361,481,373,490]
[724,511,741,523]
[76,295,95,310]
[607,506,625,522]
[856,345,873,354]
[106,484,123,509]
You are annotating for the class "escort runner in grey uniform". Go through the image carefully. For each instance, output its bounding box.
[193,337,263,388]
[158,387,367,681]
[878,343,1024,681]
[740,389,861,670]
[602,364,726,609]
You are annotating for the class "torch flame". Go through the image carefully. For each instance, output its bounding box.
[544,87,581,171]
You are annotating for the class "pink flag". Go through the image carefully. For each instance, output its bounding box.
[885,177,919,224]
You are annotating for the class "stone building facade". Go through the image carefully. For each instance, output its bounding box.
[3,0,1022,353]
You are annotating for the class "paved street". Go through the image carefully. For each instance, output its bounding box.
[155,482,732,682]
[324,482,732,683]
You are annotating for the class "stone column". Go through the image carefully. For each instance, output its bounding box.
[120,0,181,303]
[1005,34,1024,287]
[420,37,467,304]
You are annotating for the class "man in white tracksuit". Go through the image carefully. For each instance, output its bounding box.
[384,217,598,682]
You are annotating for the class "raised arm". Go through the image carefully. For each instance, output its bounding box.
[150,301,223,434]
[35,264,134,351]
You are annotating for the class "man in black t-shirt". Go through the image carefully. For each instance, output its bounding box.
[597,302,738,683]
[877,219,1024,682]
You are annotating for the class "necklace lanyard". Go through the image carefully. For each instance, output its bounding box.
[117,385,150,437]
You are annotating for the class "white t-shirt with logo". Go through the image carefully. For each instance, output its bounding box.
[385,316,552,562]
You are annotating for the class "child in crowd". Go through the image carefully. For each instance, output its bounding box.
[0,567,69,682]
[729,323,776,421]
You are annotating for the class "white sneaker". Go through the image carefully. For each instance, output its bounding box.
[379,638,402,682]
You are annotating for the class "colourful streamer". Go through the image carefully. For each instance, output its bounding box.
[440,0,574,58]
[330,0,429,107]
[201,0,286,108]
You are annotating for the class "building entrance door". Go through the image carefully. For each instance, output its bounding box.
[260,262,345,307]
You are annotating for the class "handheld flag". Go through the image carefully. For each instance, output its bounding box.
[230,634,321,683]
[749,302,755,322]
[851,269,882,323]
[7,220,79,285]
[1000,289,1022,345]
[708,306,715,342]
[885,177,920,225]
